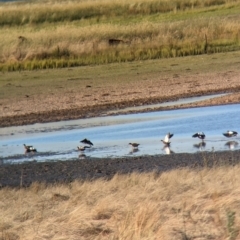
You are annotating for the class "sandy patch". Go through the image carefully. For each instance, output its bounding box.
[1,70,240,127]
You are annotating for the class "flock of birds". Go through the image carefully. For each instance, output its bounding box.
[23,131,238,155]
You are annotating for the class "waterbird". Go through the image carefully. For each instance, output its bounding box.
[77,146,91,151]
[80,138,93,146]
[192,132,205,141]
[223,130,238,138]
[129,143,140,149]
[23,144,37,153]
[161,132,174,146]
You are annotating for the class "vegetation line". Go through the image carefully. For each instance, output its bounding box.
[1,0,240,71]
[1,163,240,239]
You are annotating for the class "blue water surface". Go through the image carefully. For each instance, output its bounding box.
[0,103,239,164]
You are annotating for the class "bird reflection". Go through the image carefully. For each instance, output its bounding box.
[225,141,238,150]
[129,148,139,154]
[193,141,206,150]
[162,146,174,155]
[79,153,87,159]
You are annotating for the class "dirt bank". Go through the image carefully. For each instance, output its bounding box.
[1,150,240,188]
[1,71,240,128]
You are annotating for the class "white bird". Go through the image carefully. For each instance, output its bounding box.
[161,132,174,146]
[192,132,205,141]
[77,146,91,151]
[129,143,140,149]
[223,130,238,138]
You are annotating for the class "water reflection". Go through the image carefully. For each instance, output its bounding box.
[129,148,139,154]
[225,141,238,150]
[162,146,175,155]
[1,103,240,164]
[193,142,206,150]
[79,153,87,159]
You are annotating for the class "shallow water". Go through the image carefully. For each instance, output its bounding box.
[107,93,227,114]
[0,102,239,165]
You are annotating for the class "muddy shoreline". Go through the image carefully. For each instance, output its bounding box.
[1,150,240,188]
[1,89,240,128]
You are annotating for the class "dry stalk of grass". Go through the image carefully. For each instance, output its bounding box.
[1,164,240,239]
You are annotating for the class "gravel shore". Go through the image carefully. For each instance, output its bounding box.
[1,150,240,188]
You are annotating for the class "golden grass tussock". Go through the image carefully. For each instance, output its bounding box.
[1,17,240,67]
[1,164,240,239]
[1,0,240,70]
[0,0,235,24]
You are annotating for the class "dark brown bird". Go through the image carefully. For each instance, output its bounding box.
[80,138,93,146]
[129,143,140,149]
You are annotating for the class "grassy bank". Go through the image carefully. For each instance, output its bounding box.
[1,0,240,71]
[1,164,240,239]
[1,51,240,102]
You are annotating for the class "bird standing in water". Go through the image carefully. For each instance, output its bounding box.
[77,146,91,151]
[223,130,238,138]
[80,138,94,146]
[23,144,37,153]
[129,143,140,149]
[192,132,205,141]
[161,132,174,146]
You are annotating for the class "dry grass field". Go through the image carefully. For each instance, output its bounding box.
[1,1,240,239]
[1,165,240,240]
[1,0,240,70]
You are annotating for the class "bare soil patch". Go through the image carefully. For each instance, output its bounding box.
[1,67,240,127]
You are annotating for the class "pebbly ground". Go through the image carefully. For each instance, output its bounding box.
[1,150,240,188]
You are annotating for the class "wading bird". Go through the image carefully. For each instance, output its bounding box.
[80,138,94,146]
[129,143,140,149]
[23,144,37,153]
[223,130,238,138]
[77,146,91,151]
[161,132,174,146]
[192,132,205,141]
